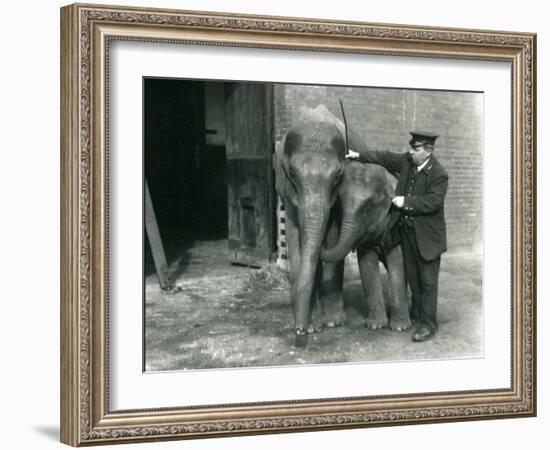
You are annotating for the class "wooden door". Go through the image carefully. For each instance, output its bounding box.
[225,83,275,267]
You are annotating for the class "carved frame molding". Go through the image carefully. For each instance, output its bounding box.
[61,3,536,446]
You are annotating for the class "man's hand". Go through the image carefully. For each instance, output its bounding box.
[345,149,360,160]
[392,196,405,208]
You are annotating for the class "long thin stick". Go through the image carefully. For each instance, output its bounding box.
[338,98,349,154]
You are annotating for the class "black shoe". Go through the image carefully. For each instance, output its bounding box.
[412,326,435,342]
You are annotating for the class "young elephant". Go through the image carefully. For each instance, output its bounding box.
[274,111,347,347]
[321,161,412,331]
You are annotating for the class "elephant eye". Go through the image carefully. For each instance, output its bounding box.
[360,199,374,214]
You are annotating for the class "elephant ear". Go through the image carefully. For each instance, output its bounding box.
[284,174,299,206]
[274,140,286,199]
[384,170,398,196]
[274,139,298,206]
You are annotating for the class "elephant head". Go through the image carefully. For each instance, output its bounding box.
[275,116,346,346]
[320,161,394,263]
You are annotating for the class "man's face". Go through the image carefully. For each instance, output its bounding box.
[408,141,432,166]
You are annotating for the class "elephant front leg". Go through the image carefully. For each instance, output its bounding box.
[319,213,346,327]
[357,246,388,330]
[284,204,302,328]
[384,245,411,331]
[307,262,324,334]
[284,205,314,347]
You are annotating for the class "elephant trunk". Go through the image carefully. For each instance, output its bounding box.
[293,192,331,343]
[320,215,362,263]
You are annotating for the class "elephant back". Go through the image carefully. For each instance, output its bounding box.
[283,120,346,159]
[343,161,391,200]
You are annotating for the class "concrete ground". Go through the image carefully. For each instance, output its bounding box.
[145,239,482,371]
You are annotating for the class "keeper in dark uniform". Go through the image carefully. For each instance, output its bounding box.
[347,131,449,342]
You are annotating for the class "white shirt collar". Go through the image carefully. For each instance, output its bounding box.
[417,157,431,172]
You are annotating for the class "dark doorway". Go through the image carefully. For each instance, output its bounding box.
[144,78,276,280]
[144,78,228,276]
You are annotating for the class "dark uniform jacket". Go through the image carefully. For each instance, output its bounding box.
[358,150,448,261]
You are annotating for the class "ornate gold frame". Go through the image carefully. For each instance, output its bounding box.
[60,3,536,446]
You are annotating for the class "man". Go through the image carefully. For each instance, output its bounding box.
[347,131,448,342]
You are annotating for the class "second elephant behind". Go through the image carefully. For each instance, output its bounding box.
[321,160,412,331]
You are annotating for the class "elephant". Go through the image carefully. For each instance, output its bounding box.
[320,160,412,331]
[274,105,348,347]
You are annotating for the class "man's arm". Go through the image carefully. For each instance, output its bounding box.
[347,149,406,174]
[403,172,449,215]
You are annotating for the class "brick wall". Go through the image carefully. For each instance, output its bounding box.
[274,84,483,254]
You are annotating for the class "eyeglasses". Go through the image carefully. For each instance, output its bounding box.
[409,142,425,150]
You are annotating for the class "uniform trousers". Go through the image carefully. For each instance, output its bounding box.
[400,224,440,332]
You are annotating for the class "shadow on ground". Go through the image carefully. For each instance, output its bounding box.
[33,426,59,441]
[145,240,483,371]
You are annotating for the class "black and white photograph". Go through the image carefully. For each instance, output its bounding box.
[143,79,483,371]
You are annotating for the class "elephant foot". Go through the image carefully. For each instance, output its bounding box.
[292,317,322,338]
[295,329,309,348]
[389,316,412,332]
[320,294,347,328]
[306,322,323,334]
[323,309,347,328]
[308,299,324,333]
[291,319,321,336]
[365,315,388,330]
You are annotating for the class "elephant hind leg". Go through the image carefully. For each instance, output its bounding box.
[358,246,388,330]
[384,245,412,331]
